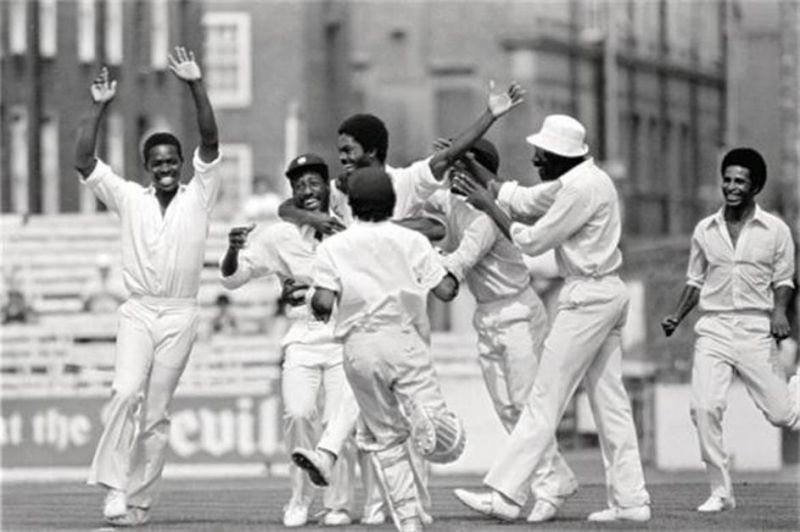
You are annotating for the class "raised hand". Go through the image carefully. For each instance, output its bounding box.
[487,80,526,118]
[168,46,202,82]
[227,224,256,251]
[90,67,117,104]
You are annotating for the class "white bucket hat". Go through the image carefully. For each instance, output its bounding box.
[526,114,589,157]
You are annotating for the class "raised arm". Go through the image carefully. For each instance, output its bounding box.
[74,67,117,177]
[277,199,346,236]
[661,285,701,337]
[168,46,219,163]
[428,81,525,180]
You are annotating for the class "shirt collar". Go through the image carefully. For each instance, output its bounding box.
[708,203,767,228]
[145,183,187,195]
[558,157,595,187]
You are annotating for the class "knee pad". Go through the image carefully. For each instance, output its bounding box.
[426,409,466,464]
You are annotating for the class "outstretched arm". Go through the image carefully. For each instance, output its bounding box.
[168,46,219,163]
[75,67,117,177]
[277,199,346,236]
[661,285,701,337]
[428,81,525,180]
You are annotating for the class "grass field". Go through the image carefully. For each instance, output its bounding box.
[3,450,798,531]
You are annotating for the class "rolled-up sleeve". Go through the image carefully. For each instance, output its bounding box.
[441,213,497,281]
[773,224,796,288]
[82,158,136,215]
[219,228,281,289]
[497,180,562,219]
[685,227,707,288]
[413,238,448,290]
[510,187,591,257]
[191,147,223,212]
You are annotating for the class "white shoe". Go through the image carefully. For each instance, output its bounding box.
[399,516,423,532]
[283,499,311,527]
[527,499,559,522]
[697,495,736,513]
[322,509,351,526]
[404,400,436,457]
[420,508,434,525]
[103,488,127,520]
[587,505,651,522]
[360,508,386,525]
[292,447,334,487]
[105,506,150,527]
[453,489,520,521]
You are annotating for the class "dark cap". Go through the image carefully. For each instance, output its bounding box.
[469,138,500,174]
[285,153,329,181]
[347,167,395,203]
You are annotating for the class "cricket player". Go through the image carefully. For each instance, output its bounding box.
[661,147,799,513]
[287,81,526,524]
[75,48,221,526]
[310,167,466,532]
[424,138,578,522]
[451,114,651,523]
[220,153,356,527]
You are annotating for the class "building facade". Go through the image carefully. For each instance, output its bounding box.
[0,0,202,215]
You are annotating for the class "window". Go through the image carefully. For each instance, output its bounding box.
[107,112,125,176]
[78,0,96,63]
[10,107,29,215]
[39,0,57,58]
[150,0,168,69]
[41,116,59,214]
[10,0,27,55]
[202,12,252,108]
[105,0,124,65]
[214,144,253,220]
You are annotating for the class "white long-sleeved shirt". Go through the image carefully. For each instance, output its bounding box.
[82,149,221,300]
[426,190,531,304]
[312,220,447,339]
[329,157,445,225]
[687,205,795,313]
[220,221,335,346]
[497,158,622,279]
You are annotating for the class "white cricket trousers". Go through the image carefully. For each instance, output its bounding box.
[691,312,800,499]
[282,341,355,512]
[342,325,448,530]
[474,286,577,505]
[484,276,650,509]
[87,295,200,510]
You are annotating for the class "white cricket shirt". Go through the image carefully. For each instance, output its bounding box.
[497,158,623,279]
[687,205,795,313]
[329,157,445,225]
[312,220,447,339]
[426,190,531,304]
[83,149,221,300]
[220,221,336,346]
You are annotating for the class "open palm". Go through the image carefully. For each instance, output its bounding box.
[90,67,117,103]
[168,46,202,81]
[487,80,525,118]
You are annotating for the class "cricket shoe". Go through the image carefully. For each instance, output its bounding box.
[105,506,150,527]
[587,504,651,522]
[453,489,520,521]
[527,499,559,522]
[321,509,351,526]
[292,447,333,487]
[697,495,736,513]
[103,488,127,520]
[360,506,385,525]
[283,498,311,527]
